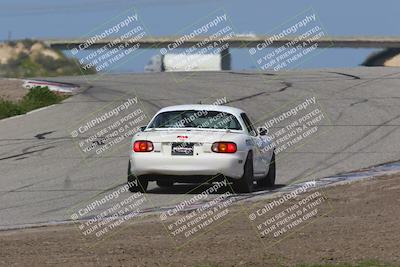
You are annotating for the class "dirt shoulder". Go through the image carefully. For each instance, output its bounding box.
[0,79,27,100]
[1,175,399,267]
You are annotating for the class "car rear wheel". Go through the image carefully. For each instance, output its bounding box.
[127,161,148,193]
[257,152,276,187]
[157,180,174,188]
[233,152,254,193]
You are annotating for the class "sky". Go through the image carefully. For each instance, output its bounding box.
[0,0,399,72]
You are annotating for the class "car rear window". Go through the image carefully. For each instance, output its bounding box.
[148,110,242,130]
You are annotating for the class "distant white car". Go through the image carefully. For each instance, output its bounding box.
[128,105,275,193]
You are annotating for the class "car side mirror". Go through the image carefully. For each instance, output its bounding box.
[258,127,268,136]
[139,126,147,132]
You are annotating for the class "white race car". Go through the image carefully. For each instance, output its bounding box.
[128,105,275,193]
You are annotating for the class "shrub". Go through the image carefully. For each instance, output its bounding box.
[0,99,24,119]
[20,86,65,111]
[0,86,67,120]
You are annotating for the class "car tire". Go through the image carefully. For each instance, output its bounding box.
[233,152,254,193]
[127,161,148,193]
[156,180,174,188]
[257,152,276,187]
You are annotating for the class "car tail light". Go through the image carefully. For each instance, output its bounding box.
[211,142,237,153]
[133,140,154,152]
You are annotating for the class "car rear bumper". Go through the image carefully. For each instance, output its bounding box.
[130,151,247,179]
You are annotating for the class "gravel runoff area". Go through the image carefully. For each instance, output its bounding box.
[0,174,399,267]
[0,79,27,100]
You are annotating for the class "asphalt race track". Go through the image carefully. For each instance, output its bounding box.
[1,67,400,228]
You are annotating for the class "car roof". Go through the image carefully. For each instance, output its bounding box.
[156,104,245,116]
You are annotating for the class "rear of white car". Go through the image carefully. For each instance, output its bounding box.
[131,129,248,178]
[128,105,275,193]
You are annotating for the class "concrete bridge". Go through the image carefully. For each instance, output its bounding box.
[40,35,400,70]
[43,35,400,49]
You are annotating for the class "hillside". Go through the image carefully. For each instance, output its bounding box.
[0,39,95,78]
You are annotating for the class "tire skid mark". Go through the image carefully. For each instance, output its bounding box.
[226,82,291,104]
[349,98,368,106]
[326,71,361,80]
[0,138,68,162]
[0,146,55,161]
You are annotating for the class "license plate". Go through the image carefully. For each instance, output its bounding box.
[171,143,194,155]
